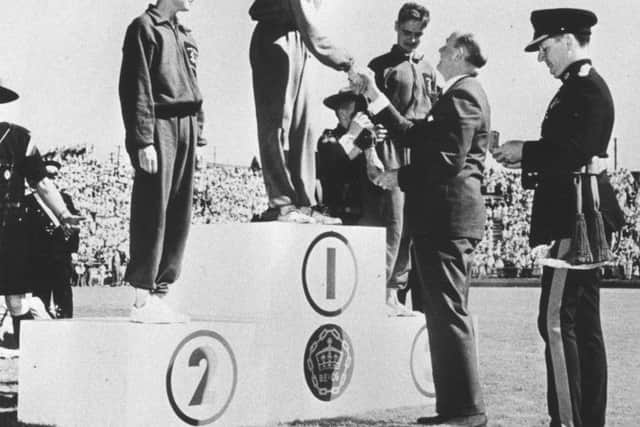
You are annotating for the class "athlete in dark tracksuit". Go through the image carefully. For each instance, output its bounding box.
[119,4,205,294]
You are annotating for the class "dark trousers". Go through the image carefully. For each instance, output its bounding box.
[538,239,607,427]
[125,114,197,291]
[412,235,485,417]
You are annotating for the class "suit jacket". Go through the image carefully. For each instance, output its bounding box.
[521,60,624,246]
[374,75,490,239]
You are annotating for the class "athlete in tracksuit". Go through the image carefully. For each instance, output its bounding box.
[119,2,205,309]
[249,0,354,222]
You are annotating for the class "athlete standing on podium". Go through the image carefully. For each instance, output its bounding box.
[119,0,205,323]
[249,0,363,225]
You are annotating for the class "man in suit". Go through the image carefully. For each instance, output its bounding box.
[493,9,624,427]
[368,2,438,315]
[357,31,490,426]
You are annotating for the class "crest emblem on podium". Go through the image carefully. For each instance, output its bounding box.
[303,324,354,401]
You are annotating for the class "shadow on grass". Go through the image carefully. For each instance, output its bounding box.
[287,415,415,426]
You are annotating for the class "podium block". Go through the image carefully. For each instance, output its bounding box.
[19,320,259,427]
[168,223,387,322]
[20,224,437,426]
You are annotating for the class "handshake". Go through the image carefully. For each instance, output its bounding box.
[342,66,399,191]
[347,66,382,102]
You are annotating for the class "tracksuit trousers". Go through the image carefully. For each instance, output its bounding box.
[358,139,411,289]
[539,239,607,427]
[125,114,197,292]
[250,21,317,209]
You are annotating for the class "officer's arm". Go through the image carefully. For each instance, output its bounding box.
[118,20,157,157]
[522,83,609,173]
[34,178,74,224]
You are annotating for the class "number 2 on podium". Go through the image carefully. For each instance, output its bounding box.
[188,346,217,406]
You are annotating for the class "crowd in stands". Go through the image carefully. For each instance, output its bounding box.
[47,146,640,285]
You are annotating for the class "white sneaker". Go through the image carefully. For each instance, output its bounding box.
[130,296,189,324]
[386,289,416,317]
[310,207,342,225]
[277,206,316,224]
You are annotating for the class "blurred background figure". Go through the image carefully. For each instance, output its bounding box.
[25,157,80,318]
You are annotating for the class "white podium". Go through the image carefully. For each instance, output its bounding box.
[19,224,435,426]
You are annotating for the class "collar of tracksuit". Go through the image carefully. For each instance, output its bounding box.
[390,44,424,63]
[146,4,191,32]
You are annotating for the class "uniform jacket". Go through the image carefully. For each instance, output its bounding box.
[119,5,204,157]
[0,122,47,290]
[521,60,624,246]
[374,75,491,239]
[249,0,352,71]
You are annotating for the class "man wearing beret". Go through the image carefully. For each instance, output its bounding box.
[316,88,385,224]
[358,31,491,426]
[493,8,624,427]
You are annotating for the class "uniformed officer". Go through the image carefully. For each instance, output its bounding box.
[493,8,624,427]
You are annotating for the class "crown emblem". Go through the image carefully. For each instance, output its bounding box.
[304,325,354,401]
[314,337,343,372]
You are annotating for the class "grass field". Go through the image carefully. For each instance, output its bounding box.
[0,286,638,426]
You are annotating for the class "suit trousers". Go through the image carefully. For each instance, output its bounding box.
[250,22,317,209]
[538,239,607,427]
[412,235,485,418]
[125,114,197,291]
